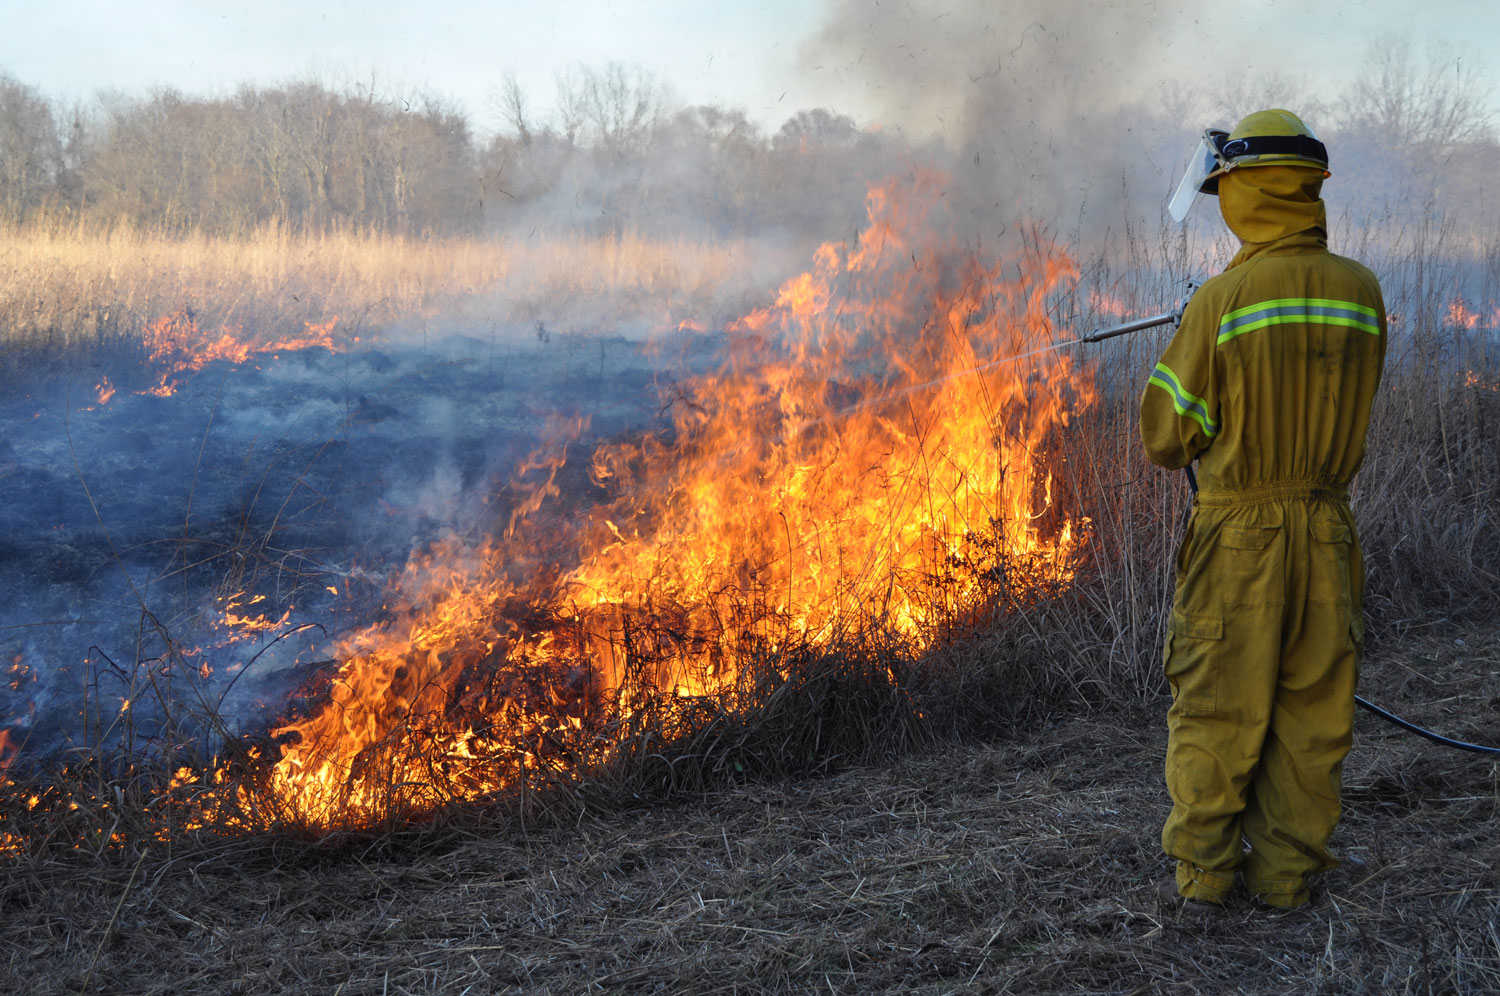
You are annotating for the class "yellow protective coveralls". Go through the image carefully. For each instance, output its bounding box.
[1141,165,1387,908]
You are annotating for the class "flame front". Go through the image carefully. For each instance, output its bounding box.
[142,310,340,395]
[258,175,1097,828]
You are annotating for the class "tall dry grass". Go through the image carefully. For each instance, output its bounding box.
[0,220,765,363]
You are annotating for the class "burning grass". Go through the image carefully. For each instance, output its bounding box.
[240,176,1095,831]
[0,172,1101,848]
[10,181,1077,844]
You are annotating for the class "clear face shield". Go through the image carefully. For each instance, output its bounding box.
[1167,129,1229,222]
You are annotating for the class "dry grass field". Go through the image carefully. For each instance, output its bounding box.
[0,221,769,360]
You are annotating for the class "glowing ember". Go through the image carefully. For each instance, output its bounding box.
[1464,370,1499,393]
[234,172,1095,830]
[215,592,293,639]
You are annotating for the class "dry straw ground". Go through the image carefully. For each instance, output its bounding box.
[3,623,1497,995]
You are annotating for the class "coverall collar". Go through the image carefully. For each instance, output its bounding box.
[1218,165,1328,268]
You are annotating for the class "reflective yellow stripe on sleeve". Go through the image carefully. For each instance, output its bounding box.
[1148,362,1219,438]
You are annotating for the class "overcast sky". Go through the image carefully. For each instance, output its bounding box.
[2,0,1497,138]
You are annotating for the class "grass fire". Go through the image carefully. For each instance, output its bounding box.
[246,173,1092,831]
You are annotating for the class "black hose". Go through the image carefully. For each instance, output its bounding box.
[1355,694,1500,755]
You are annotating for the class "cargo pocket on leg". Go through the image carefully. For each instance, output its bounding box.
[1308,514,1353,606]
[1164,609,1224,716]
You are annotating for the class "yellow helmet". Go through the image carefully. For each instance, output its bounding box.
[1167,109,1329,221]
[1204,109,1329,191]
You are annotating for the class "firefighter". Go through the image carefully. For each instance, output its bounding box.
[1142,109,1387,910]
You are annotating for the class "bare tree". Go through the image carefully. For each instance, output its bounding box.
[1340,37,1495,149]
[1207,71,1330,132]
[0,64,926,243]
[493,72,532,147]
[0,75,63,222]
[552,66,588,148]
[578,62,663,156]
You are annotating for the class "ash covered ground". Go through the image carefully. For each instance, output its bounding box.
[0,329,720,756]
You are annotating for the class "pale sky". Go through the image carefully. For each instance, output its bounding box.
[2,1,1497,138]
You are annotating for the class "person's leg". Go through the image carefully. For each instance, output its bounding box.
[1162,508,1286,903]
[1241,505,1360,907]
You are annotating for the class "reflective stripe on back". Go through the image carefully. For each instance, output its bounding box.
[1217,297,1381,345]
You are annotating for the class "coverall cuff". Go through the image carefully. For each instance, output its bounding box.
[1245,877,1310,909]
[1175,862,1235,904]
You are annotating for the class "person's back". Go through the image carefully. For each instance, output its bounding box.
[1142,110,1386,910]
[1145,163,1386,490]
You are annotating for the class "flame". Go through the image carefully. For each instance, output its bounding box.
[7,655,32,693]
[1447,298,1481,330]
[214,591,293,639]
[95,377,116,405]
[141,311,341,396]
[1464,370,1499,392]
[196,174,1095,830]
[1088,289,1130,321]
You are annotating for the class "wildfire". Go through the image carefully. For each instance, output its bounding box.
[249,173,1096,829]
[0,175,1097,844]
[142,311,340,396]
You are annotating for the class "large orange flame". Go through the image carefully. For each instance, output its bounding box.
[244,174,1096,828]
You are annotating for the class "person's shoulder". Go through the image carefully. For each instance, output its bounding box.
[1324,252,1382,288]
[1192,265,1252,305]
[1197,269,1238,292]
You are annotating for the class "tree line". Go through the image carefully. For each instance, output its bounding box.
[0,45,1493,243]
[0,65,912,241]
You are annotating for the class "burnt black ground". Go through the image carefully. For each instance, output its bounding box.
[0,330,715,755]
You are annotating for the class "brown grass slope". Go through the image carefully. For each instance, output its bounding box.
[4,624,1496,996]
